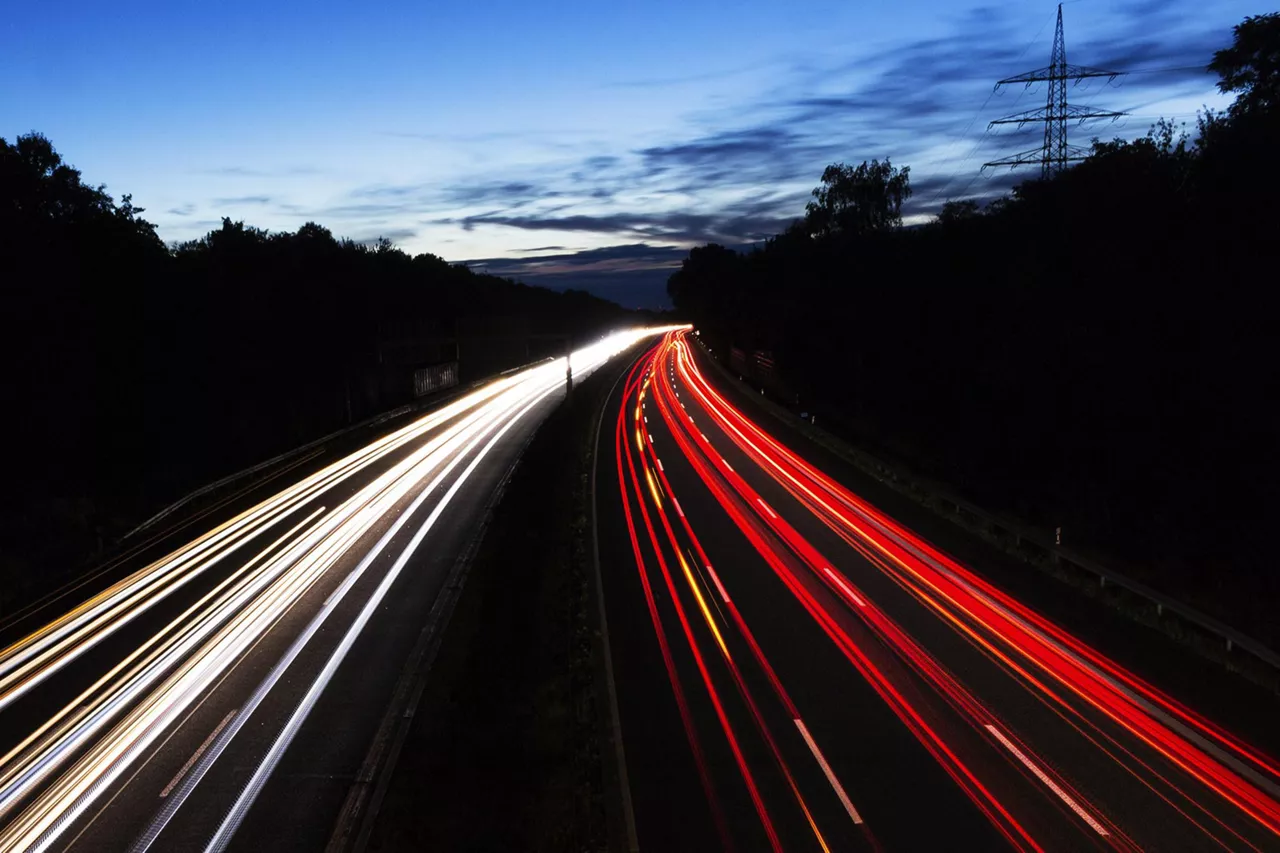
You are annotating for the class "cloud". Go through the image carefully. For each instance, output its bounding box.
[212,195,273,206]
[332,177,569,222]
[605,60,770,90]
[417,0,1237,309]
[347,183,427,200]
[635,126,825,190]
[166,204,195,216]
[197,166,319,177]
[380,129,595,144]
[441,180,561,207]
[178,0,1235,310]
[470,243,690,274]
[353,228,417,245]
[319,200,419,218]
[459,243,696,309]
[635,0,1235,218]
[435,207,793,246]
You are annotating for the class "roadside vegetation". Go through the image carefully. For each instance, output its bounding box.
[666,14,1280,649]
[0,135,640,617]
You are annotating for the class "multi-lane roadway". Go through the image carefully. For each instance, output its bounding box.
[0,328,662,853]
[5,322,1278,852]
[598,329,1280,851]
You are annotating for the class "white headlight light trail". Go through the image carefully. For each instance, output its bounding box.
[0,327,668,852]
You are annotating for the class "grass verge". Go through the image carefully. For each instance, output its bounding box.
[364,361,630,852]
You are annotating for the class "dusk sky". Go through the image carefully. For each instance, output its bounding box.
[2,0,1252,306]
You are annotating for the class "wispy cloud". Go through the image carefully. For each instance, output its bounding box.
[467,242,688,275]
[434,205,794,246]
[352,227,417,245]
[605,60,777,90]
[197,166,320,177]
[462,243,697,309]
[212,195,274,206]
[162,0,1238,308]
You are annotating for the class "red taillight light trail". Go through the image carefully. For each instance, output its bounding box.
[668,333,1280,841]
[611,329,1280,851]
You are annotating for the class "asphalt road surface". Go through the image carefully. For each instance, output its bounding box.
[596,329,1280,852]
[0,328,662,853]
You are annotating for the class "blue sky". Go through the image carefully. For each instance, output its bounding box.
[2,0,1253,306]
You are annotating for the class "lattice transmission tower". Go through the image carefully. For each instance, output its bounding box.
[984,4,1126,179]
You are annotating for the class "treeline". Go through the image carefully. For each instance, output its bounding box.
[667,14,1280,643]
[0,134,638,610]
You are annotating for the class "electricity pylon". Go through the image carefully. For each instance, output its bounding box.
[984,4,1126,179]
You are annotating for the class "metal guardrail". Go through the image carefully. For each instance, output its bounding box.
[698,338,1280,676]
[856,457,1280,672]
[124,353,564,543]
[121,403,414,541]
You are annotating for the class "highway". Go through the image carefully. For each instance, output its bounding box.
[597,329,1280,851]
[0,327,663,853]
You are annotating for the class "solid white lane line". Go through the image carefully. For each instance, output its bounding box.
[0,378,502,690]
[131,388,548,853]
[984,724,1109,836]
[160,710,236,798]
[794,719,862,824]
[0,331,662,853]
[705,565,731,603]
[0,507,327,810]
[822,568,865,608]
[203,382,564,852]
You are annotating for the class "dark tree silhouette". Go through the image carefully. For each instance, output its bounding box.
[1,135,644,615]
[803,159,912,238]
[1210,13,1280,115]
[937,199,981,224]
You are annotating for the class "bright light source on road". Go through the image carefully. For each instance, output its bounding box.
[0,324,672,852]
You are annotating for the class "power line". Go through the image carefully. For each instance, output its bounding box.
[983,3,1127,178]
[923,104,995,208]
[924,14,1054,207]
[927,40,1200,209]
[1123,65,1211,75]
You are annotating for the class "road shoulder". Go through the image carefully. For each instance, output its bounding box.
[358,352,641,852]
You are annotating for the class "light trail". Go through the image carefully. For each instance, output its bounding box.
[616,333,870,851]
[614,329,1280,850]
[0,327,668,852]
[668,333,1280,839]
[205,375,565,852]
[642,337,1040,851]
